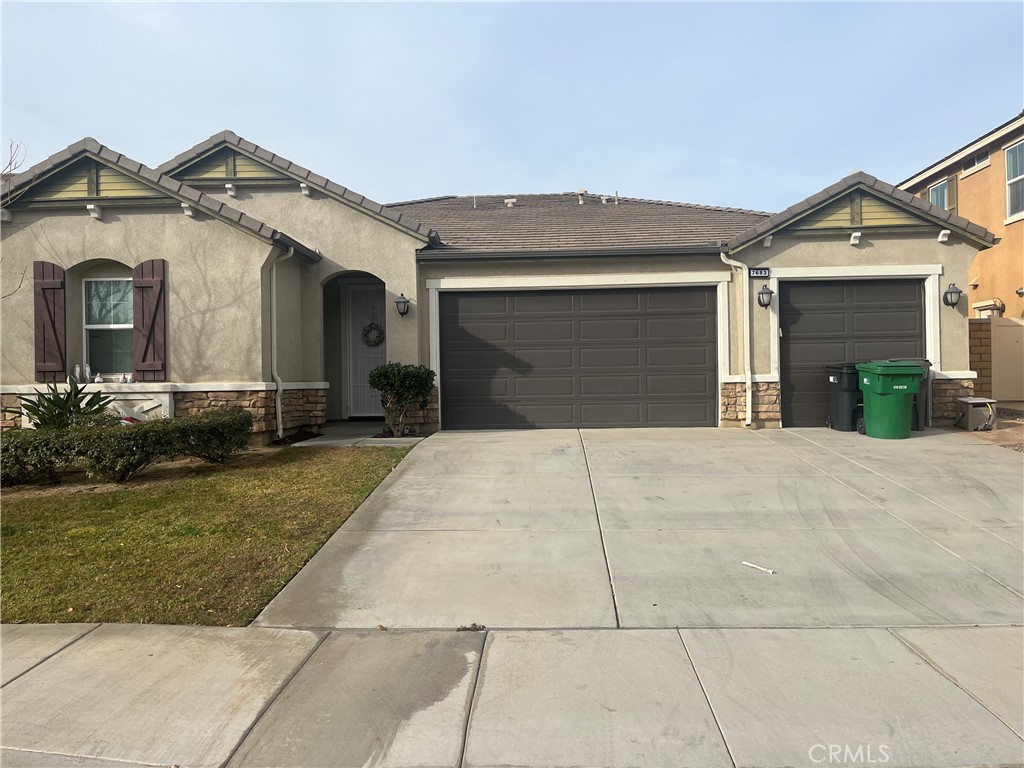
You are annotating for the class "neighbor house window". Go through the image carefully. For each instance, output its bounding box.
[1007,140,1024,218]
[84,279,133,374]
[928,179,948,210]
[961,150,989,173]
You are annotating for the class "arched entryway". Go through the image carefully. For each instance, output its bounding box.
[322,271,387,421]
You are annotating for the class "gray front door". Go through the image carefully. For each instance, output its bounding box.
[780,279,924,427]
[439,287,717,429]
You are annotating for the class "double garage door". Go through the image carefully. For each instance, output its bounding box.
[439,287,717,429]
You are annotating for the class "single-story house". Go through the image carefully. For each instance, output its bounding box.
[0,132,996,436]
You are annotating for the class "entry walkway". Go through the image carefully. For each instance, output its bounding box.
[3,428,1022,767]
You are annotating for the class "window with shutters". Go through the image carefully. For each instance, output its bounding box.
[1006,140,1024,220]
[84,278,134,374]
[927,176,957,214]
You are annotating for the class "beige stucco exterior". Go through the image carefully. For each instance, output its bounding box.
[1,206,275,384]
[202,186,427,381]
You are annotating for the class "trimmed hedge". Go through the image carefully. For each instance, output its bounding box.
[0,407,254,485]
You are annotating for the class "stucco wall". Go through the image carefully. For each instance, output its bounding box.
[203,186,426,379]
[738,231,978,376]
[0,207,274,384]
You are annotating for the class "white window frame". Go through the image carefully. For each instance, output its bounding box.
[960,149,990,179]
[928,179,949,210]
[83,277,134,375]
[1005,139,1024,223]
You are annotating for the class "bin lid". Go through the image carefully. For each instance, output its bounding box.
[825,363,859,372]
[856,361,924,375]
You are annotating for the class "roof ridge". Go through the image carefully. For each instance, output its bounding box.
[387,194,459,206]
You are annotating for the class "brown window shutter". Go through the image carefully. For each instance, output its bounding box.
[946,174,958,212]
[133,259,167,381]
[33,261,67,383]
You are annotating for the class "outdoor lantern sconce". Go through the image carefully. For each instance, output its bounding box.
[394,293,411,317]
[942,283,963,308]
[757,284,774,309]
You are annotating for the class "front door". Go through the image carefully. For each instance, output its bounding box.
[347,283,386,417]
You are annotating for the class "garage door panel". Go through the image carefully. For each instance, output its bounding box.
[440,287,717,429]
[580,403,643,425]
[515,347,575,369]
[513,320,574,341]
[581,347,641,368]
[852,311,921,334]
[515,376,575,397]
[784,312,849,335]
[647,290,713,311]
[579,292,641,312]
[443,294,509,315]
[851,340,922,360]
[514,293,574,314]
[449,321,509,343]
[579,375,642,396]
[445,377,510,398]
[579,318,641,341]
[781,279,923,427]
[647,346,712,368]
[646,316,711,338]
[648,401,714,425]
[515,403,576,426]
[647,373,714,396]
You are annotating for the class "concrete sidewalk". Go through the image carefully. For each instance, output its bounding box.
[3,427,1022,767]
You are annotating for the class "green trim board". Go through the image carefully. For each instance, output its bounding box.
[16,158,170,203]
[174,147,291,182]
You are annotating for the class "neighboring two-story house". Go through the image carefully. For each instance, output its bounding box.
[898,111,1024,320]
[898,112,1024,404]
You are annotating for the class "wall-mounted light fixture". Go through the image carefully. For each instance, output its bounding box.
[942,283,963,308]
[1016,287,1024,298]
[849,232,862,246]
[757,284,774,309]
[394,293,411,317]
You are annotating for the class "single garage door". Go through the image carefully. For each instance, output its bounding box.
[780,279,924,427]
[439,287,717,429]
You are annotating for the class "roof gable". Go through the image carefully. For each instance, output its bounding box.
[15,156,171,204]
[1,138,320,262]
[159,131,438,243]
[170,146,292,184]
[727,171,996,253]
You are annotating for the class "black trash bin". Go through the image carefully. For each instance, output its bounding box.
[885,358,932,431]
[825,363,861,431]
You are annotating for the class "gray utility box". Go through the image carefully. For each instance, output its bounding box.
[956,397,997,431]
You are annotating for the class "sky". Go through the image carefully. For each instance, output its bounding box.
[2,2,1022,213]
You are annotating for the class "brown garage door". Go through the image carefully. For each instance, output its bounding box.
[780,279,924,427]
[439,287,717,429]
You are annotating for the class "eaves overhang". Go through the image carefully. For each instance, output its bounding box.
[415,243,727,261]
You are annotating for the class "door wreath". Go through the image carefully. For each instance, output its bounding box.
[361,321,385,347]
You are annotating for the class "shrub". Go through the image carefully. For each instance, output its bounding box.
[20,378,114,430]
[368,362,436,438]
[75,419,181,483]
[0,428,74,485]
[177,407,253,463]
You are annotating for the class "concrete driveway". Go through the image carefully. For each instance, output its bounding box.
[255,427,1022,630]
[4,428,1022,767]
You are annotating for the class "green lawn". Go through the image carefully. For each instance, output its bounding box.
[0,446,410,626]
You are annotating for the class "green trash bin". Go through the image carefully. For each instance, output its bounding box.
[856,361,925,439]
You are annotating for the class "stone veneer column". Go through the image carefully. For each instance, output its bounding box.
[931,378,975,426]
[720,382,781,427]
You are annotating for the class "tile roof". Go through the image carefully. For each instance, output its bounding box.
[2,138,320,262]
[726,171,997,252]
[388,192,770,256]
[158,131,438,243]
